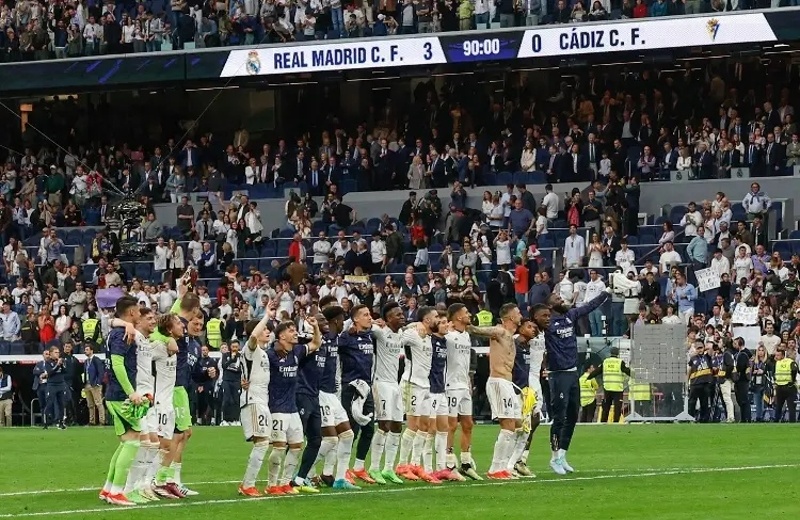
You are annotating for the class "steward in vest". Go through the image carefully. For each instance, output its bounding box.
[588,346,631,423]
[688,341,714,423]
[629,377,652,417]
[772,348,799,423]
[578,364,599,423]
[82,312,102,349]
[206,311,223,350]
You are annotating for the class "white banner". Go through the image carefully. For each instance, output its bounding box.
[695,268,721,293]
[517,14,776,59]
[731,305,759,325]
[732,326,762,351]
[220,37,446,77]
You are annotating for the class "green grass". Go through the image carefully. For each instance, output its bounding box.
[1,424,798,519]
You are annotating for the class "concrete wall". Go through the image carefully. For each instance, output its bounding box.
[152,177,798,234]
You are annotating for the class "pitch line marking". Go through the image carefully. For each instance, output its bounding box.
[0,464,796,518]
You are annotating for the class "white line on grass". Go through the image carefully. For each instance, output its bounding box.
[0,466,712,498]
[1,464,796,518]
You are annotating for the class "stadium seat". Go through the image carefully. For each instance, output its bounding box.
[342,179,358,195]
[530,171,546,184]
[9,341,25,355]
[279,228,295,238]
[773,241,792,259]
[483,173,497,185]
[497,172,513,185]
[668,206,686,225]
[134,263,152,282]
[790,231,800,240]
[66,230,82,245]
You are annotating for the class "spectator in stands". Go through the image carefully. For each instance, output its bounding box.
[742,183,772,228]
[658,241,682,274]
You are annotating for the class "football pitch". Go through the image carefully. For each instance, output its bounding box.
[1,424,797,519]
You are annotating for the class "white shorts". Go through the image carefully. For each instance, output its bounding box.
[446,387,473,418]
[141,406,158,435]
[270,412,304,444]
[374,381,404,423]
[155,405,175,440]
[319,391,349,428]
[241,401,271,441]
[486,377,521,420]
[528,377,543,415]
[409,384,432,418]
[428,392,448,418]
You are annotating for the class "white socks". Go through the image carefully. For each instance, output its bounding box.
[318,436,338,476]
[123,443,149,493]
[411,430,427,467]
[434,432,448,471]
[280,448,301,486]
[489,430,515,473]
[369,429,387,471]
[267,448,285,487]
[383,432,401,472]
[507,429,527,472]
[170,462,182,486]
[335,430,354,481]
[243,441,269,488]
[397,429,416,467]
[422,433,434,473]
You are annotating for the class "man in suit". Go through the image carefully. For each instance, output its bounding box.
[293,151,308,183]
[744,137,763,175]
[568,143,588,182]
[32,350,50,428]
[764,101,782,131]
[178,139,201,170]
[602,225,621,267]
[322,156,341,194]
[375,138,395,191]
[306,159,324,196]
[763,133,785,176]
[751,216,769,249]
[662,142,678,172]
[584,133,601,179]
[83,343,106,426]
[430,150,446,188]
[694,143,714,180]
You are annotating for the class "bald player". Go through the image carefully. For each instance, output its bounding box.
[468,302,524,480]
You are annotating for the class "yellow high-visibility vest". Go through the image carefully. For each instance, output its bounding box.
[83,318,100,341]
[775,358,794,386]
[206,318,223,349]
[579,373,597,406]
[602,357,624,392]
[476,310,494,327]
[630,380,651,401]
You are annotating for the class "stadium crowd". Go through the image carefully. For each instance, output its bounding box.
[0,57,798,430]
[0,0,791,60]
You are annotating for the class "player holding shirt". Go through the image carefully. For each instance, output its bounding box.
[428,310,463,481]
[146,314,182,500]
[467,303,524,480]
[99,296,143,506]
[368,302,407,485]
[509,319,538,477]
[338,305,377,485]
[306,306,359,491]
[266,318,322,496]
[513,323,546,477]
[237,309,275,497]
[444,303,480,481]
[396,306,440,484]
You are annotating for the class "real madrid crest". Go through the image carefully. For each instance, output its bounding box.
[246,51,262,76]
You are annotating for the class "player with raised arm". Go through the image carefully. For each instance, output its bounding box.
[367,302,407,485]
[509,318,538,477]
[118,307,158,504]
[338,305,377,486]
[531,283,611,476]
[396,306,441,484]
[147,314,182,500]
[309,305,359,490]
[467,302,523,480]
[265,318,322,495]
[237,306,275,497]
[428,310,463,482]
[169,270,214,497]
[513,319,546,477]
[292,310,326,494]
[444,303,480,481]
[99,295,143,506]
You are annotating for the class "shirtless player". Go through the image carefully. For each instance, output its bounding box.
[468,303,523,480]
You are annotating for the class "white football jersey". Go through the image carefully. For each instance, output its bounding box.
[373,325,404,384]
[135,331,155,396]
[241,343,270,406]
[445,330,472,390]
[402,327,432,388]
[529,332,545,380]
[150,339,177,404]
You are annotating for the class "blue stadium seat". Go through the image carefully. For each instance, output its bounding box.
[250,184,268,199]
[243,259,259,272]
[731,203,747,223]
[0,342,9,355]
[312,221,328,236]
[790,231,800,240]
[530,171,546,184]
[773,241,792,259]
[655,216,669,225]
[668,206,686,225]
[483,173,497,186]
[626,235,639,245]
[279,228,295,238]
[85,208,101,226]
[66,230,82,245]
[134,263,152,282]
[261,242,277,257]
[9,341,25,356]
[497,172,513,185]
